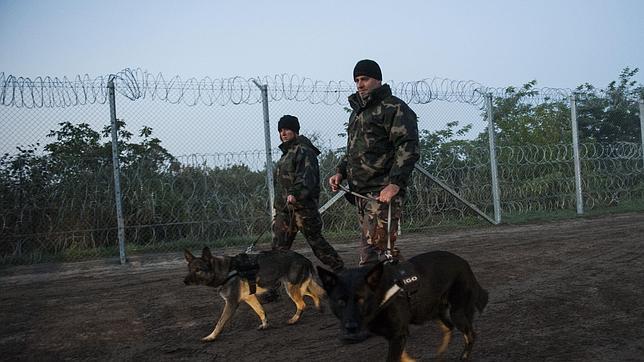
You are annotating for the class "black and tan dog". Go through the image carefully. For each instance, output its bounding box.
[184,247,325,341]
[318,251,488,361]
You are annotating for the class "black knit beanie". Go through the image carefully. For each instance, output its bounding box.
[353,59,382,81]
[278,115,300,133]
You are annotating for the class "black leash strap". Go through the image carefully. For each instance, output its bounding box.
[245,229,267,254]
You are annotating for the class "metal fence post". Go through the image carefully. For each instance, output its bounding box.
[486,93,502,224]
[570,94,584,215]
[108,76,127,264]
[253,80,275,217]
[639,97,644,164]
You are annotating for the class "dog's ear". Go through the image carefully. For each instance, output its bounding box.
[365,262,385,290]
[317,266,338,292]
[184,249,195,262]
[202,246,213,259]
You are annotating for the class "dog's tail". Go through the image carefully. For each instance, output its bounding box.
[475,285,489,313]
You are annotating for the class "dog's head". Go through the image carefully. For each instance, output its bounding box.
[183,247,230,287]
[317,263,388,339]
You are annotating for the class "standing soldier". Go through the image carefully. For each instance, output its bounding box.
[329,59,420,266]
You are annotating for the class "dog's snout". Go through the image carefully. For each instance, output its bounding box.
[344,321,359,334]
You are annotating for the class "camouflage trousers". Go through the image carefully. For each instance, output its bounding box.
[272,207,344,271]
[355,194,403,266]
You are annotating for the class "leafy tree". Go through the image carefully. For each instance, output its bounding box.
[485,80,571,146]
[0,120,178,258]
[484,68,643,146]
[418,121,475,171]
[414,121,488,202]
[44,122,111,186]
[102,122,178,172]
[0,143,51,229]
[576,67,643,143]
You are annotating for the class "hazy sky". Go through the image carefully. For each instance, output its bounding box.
[1,0,642,89]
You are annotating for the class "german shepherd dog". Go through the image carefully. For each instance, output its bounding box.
[184,247,325,341]
[318,251,488,361]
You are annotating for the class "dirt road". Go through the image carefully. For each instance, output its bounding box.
[1,212,642,361]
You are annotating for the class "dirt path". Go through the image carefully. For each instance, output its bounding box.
[1,212,643,361]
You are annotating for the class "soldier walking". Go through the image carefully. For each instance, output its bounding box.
[329,59,420,266]
[272,115,344,272]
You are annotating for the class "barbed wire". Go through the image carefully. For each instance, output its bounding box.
[175,150,276,168]
[2,142,640,256]
[1,68,572,109]
[485,86,573,103]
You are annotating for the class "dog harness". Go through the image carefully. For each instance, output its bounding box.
[379,261,421,307]
[228,253,260,294]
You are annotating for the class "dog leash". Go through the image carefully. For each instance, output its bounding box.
[385,202,393,261]
[338,184,395,262]
[338,184,377,201]
[245,229,266,254]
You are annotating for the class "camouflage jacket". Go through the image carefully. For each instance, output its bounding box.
[274,135,321,210]
[337,84,420,195]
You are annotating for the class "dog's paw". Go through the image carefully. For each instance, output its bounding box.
[257,322,269,330]
[201,335,217,343]
[287,316,301,325]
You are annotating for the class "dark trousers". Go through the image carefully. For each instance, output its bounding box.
[272,207,344,271]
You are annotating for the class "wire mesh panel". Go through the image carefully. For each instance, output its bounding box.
[110,93,274,251]
[1,70,642,264]
[580,142,644,208]
[1,99,118,261]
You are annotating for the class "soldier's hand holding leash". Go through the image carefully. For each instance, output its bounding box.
[328,173,343,192]
[377,184,400,204]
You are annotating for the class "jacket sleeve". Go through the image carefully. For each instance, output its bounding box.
[336,154,348,179]
[290,146,319,200]
[388,103,420,189]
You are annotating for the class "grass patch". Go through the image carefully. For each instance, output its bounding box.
[501,199,644,224]
[2,202,642,267]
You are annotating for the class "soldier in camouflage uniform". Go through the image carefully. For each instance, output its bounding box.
[272,115,344,272]
[329,60,420,266]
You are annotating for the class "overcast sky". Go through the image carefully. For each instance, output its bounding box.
[1,0,642,89]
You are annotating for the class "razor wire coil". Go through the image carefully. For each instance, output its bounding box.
[2,142,641,254]
[1,68,572,109]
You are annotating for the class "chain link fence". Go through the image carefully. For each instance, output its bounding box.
[1,70,642,264]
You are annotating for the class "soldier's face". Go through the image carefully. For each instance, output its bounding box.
[355,76,382,98]
[280,128,297,142]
